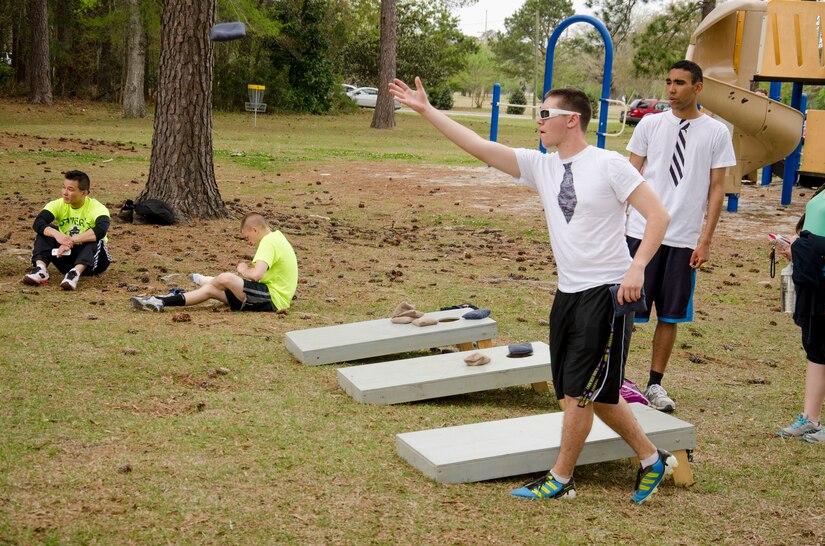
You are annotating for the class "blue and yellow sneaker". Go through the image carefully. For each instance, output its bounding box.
[510,472,576,499]
[631,449,677,504]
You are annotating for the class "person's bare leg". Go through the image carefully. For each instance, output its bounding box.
[73,263,87,274]
[550,396,595,479]
[651,321,677,375]
[181,284,229,305]
[181,272,242,306]
[803,360,825,423]
[593,398,657,460]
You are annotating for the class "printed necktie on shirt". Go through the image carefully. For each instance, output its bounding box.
[669,118,690,187]
[558,163,577,223]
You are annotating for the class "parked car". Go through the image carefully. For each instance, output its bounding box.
[341,83,357,96]
[620,98,670,125]
[349,87,401,109]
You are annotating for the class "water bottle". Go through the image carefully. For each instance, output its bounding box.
[780,263,795,313]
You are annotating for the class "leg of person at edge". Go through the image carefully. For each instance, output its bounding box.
[23,170,112,291]
[390,77,676,502]
[625,60,736,412]
[775,188,825,444]
[131,212,298,313]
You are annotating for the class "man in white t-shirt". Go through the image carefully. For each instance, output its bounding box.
[389,78,675,503]
[626,60,736,412]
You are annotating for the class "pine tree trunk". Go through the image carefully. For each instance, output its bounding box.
[27,0,52,105]
[122,0,146,118]
[370,0,396,129]
[140,0,228,222]
[54,0,71,97]
[12,3,28,89]
[701,0,716,20]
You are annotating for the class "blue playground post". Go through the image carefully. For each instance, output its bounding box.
[490,83,501,143]
[781,85,805,206]
[543,15,613,152]
[761,82,784,186]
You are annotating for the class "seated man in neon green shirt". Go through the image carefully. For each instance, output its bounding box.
[23,170,112,291]
[130,212,298,312]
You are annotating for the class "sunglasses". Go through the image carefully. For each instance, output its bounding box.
[538,108,580,120]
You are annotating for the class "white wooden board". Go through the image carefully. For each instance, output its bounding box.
[396,403,695,483]
[337,342,550,404]
[284,308,498,365]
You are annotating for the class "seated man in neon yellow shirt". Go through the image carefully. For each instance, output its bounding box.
[23,170,112,291]
[130,212,298,312]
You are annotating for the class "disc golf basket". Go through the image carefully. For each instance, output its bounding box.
[245,84,266,126]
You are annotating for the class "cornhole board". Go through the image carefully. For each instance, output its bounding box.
[337,342,551,404]
[396,403,695,485]
[284,308,498,366]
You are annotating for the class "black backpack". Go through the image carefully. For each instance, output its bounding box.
[133,199,175,225]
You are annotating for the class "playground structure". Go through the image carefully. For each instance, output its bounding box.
[490,15,625,153]
[686,0,822,210]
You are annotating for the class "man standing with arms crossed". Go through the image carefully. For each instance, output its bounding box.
[390,77,675,502]
[626,60,736,411]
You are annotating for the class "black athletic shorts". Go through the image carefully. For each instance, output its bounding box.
[549,284,633,404]
[225,279,277,312]
[801,315,825,364]
[627,236,696,323]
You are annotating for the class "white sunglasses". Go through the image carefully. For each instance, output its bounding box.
[538,108,580,120]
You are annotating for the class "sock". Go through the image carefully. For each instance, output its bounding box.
[640,451,659,468]
[647,371,664,388]
[159,294,185,307]
[550,469,570,485]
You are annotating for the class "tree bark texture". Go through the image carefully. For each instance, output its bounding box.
[701,0,716,20]
[122,0,147,118]
[141,0,228,221]
[371,0,396,129]
[12,2,28,87]
[27,0,52,105]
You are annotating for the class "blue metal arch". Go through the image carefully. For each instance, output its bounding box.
[543,15,614,151]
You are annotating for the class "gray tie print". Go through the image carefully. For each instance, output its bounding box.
[558,163,577,224]
[669,119,690,186]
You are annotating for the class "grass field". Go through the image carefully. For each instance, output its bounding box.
[0,99,822,545]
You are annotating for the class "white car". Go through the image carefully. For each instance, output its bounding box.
[341,83,357,96]
[349,87,401,109]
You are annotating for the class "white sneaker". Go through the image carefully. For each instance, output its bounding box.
[130,295,164,312]
[778,413,821,438]
[22,266,49,285]
[60,269,79,290]
[644,384,676,412]
[189,273,213,287]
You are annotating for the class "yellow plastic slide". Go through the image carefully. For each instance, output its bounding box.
[687,0,804,193]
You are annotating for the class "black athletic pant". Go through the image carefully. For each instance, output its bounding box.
[31,233,111,275]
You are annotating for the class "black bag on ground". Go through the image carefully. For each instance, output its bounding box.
[134,199,175,225]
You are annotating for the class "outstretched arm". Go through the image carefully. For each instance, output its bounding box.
[389,77,521,178]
